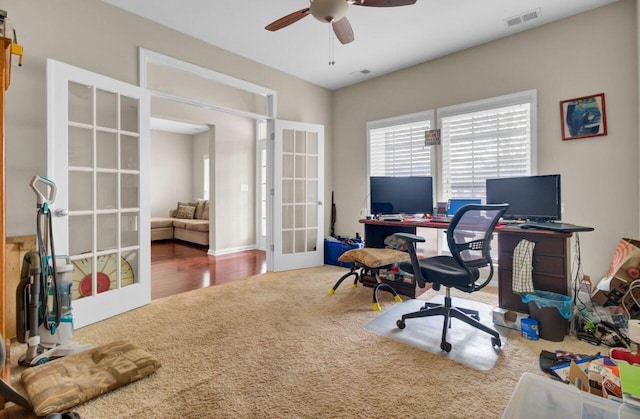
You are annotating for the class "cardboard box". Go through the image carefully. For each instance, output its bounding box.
[568,357,621,399]
[593,238,640,316]
[592,276,640,316]
[492,307,529,331]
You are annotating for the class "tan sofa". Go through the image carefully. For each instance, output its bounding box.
[151,199,209,246]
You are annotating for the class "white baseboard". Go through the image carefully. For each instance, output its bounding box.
[208,244,257,256]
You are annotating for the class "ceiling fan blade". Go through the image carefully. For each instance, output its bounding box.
[265,8,311,31]
[332,17,355,45]
[351,0,417,7]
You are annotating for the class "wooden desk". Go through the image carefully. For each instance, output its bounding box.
[359,218,575,313]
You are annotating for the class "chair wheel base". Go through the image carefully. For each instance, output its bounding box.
[491,336,502,348]
[441,342,452,352]
[396,319,405,329]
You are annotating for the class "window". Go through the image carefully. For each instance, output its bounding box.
[367,111,435,177]
[438,90,537,201]
[203,154,210,200]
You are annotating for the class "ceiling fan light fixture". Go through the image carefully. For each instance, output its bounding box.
[310,0,348,23]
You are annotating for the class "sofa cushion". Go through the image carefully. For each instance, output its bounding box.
[184,221,209,232]
[202,200,210,220]
[194,199,208,219]
[176,204,196,219]
[150,217,175,228]
[176,201,196,211]
[173,219,209,231]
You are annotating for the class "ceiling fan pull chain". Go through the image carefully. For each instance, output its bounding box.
[329,26,335,66]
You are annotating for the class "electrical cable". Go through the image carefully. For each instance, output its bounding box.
[571,233,587,305]
[621,279,640,321]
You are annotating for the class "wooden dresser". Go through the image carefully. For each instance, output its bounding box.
[497,227,572,313]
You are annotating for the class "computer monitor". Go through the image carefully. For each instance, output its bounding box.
[486,174,561,221]
[447,198,482,216]
[370,176,433,215]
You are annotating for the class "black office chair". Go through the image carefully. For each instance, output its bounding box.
[393,204,508,353]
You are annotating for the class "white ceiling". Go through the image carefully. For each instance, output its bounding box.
[102,0,617,91]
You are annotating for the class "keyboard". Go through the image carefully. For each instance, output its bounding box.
[430,216,453,223]
[378,214,403,221]
[519,221,594,233]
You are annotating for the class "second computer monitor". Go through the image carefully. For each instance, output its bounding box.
[447,198,481,216]
[486,174,561,221]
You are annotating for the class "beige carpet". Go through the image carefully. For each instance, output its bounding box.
[8,265,603,418]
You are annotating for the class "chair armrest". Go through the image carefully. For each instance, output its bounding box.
[393,232,426,244]
[393,233,428,288]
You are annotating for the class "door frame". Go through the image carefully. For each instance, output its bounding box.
[138,49,283,268]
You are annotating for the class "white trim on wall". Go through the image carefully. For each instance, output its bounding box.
[138,48,278,120]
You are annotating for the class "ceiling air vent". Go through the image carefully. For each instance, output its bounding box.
[522,9,540,22]
[506,16,522,27]
[505,8,541,28]
[350,69,372,77]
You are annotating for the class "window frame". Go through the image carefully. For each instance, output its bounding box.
[366,110,436,177]
[436,89,537,201]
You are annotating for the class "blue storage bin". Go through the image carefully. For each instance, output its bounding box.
[324,239,363,268]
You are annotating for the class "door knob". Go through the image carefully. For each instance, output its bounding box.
[54,208,69,217]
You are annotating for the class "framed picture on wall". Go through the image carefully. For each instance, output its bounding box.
[560,93,607,140]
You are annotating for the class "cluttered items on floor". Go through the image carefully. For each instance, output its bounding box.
[21,339,161,416]
[570,237,640,348]
[536,348,640,414]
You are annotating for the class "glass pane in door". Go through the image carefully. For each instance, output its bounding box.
[96,89,117,129]
[120,96,139,133]
[68,82,92,125]
[96,131,118,169]
[68,126,92,167]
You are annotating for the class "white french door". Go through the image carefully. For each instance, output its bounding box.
[270,120,324,271]
[47,59,150,328]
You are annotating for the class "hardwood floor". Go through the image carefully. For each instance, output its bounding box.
[151,240,267,300]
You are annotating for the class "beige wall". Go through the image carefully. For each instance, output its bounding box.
[332,0,639,279]
[150,130,195,217]
[192,130,210,202]
[3,0,333,254]
[211,112,256,251]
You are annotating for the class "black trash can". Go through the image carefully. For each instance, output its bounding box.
[522,291,572,342]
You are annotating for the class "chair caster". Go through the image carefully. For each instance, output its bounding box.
[396,319,405,329]
[491,336,502,348]
[441,341,452,353]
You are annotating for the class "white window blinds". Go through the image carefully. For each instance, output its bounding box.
[368,115,433,177]
[439,91,535,201]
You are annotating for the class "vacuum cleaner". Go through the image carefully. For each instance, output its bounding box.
[16,176,91,366]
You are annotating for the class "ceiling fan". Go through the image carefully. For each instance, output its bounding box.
[265,0,417,45]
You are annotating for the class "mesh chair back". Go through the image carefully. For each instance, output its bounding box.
[447,204,509,271]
